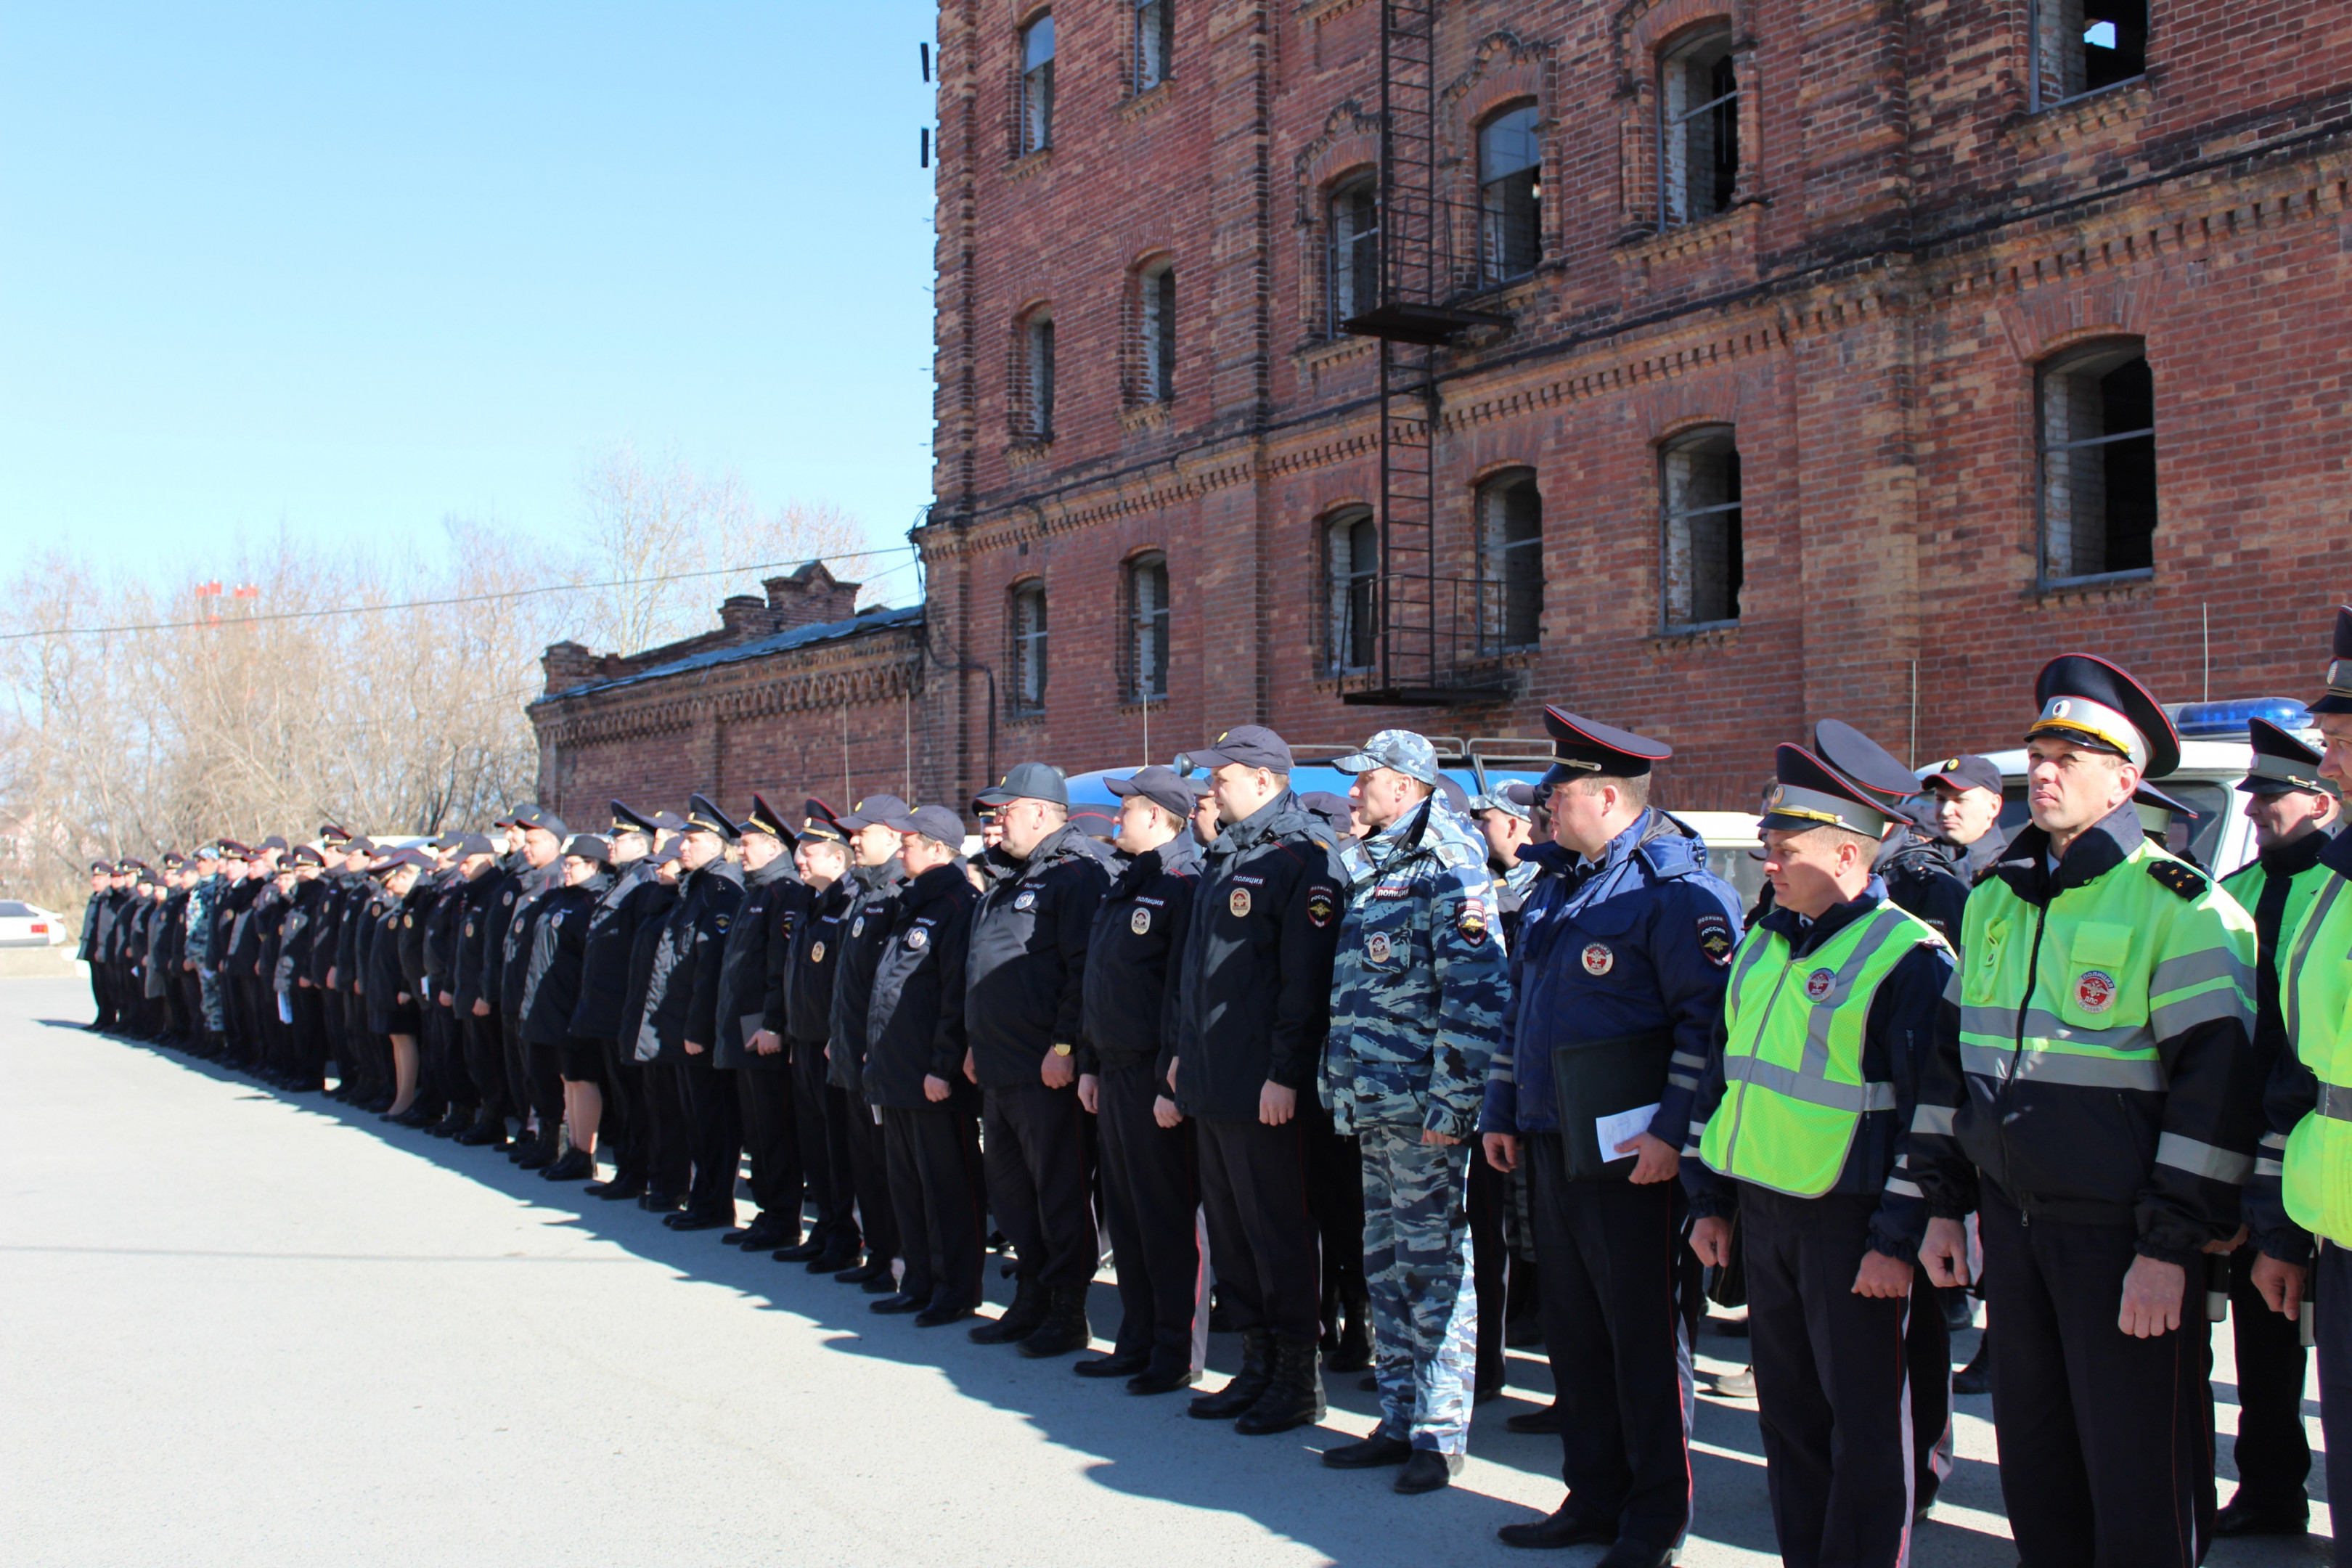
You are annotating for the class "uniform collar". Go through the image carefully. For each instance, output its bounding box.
[1996,799,2142,904]
[1763,875,1888,957]
[2320,820,2352,881]
[1220,788,1300,852]
[2259,824,2335,876]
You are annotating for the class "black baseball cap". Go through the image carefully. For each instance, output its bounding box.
[1922,754,2002,796]
[452,833,498,859]
[1298,791,1356,830]
[2312,605,2352,717]
[1107,764,1196,821]
[369,846,436,875]
[1185,724,1292,772]
[838,793,912,831]
[883,804,967,846]
[974,761,1069,807]
[560,833,612,863]
[507,805,570,837]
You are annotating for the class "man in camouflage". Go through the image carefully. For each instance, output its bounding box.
[1318,730,1508,1495]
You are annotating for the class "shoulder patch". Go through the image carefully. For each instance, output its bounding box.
[1305,886,1334,928]
[2146,859,2208,900]
[1694,912,1735,968]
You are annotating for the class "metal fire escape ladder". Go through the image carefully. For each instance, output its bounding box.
[1342,0,1510,708]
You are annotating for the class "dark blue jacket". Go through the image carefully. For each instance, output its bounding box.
[865,863,980,1111]
[966,822,1114,1088]
[1079,834,1200,1082]
[1482,809,1742,1152]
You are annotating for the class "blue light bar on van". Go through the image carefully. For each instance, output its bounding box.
[2170,698,2311,738]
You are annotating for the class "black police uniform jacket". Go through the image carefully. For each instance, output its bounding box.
[1079,833,1200,1087]
[497,865,563,1021]
[780,874,852,1050]
[567,859,663,1041]
[449,863,510,1016]
[826,859,908,1093]
[865,862,979,1111]
[614,875,680,1060]
[422,868,470,1008]
[1171,790,1347,1122]
[523,873,611,1046]
[706,856,802,1071]
[1876,826,1970,944]
[468,856,526,1013]
[965,822,1115,1090]
[635,857,743,1064]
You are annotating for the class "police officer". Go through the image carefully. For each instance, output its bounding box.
[1916,653,2259,1568]
[1078,764,1204,1392]
[1686,727,1954,1568]
[565,806,661,1191]
[2208,716,2340,1536]
[518,834,615,1179]
[711,794,805,1251]
[1172,725,1347,1437]
[1483,709,1741,1567]
[658,795,748,1232]
[774,801,862,1267]
[864,803,986,1324]
[449,832,519,1148]
[963,761,1114,1356]
[825,793,912,1288]
[491,809,569,1167]
[1466,782,1544,1405]
[2245,611,2352,1565]
[1921,754,2009,883]
[77,862,111,1030]
[1317,730,1506,1495]
[422,834,489,1138]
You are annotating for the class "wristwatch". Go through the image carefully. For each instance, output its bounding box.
[1052,1042,1074,1057]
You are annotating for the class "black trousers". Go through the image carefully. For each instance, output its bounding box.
[1470,1152,1513,1392]
[1977,1184,2209,1568]
[595,1037,640,1175]
[1197,1114,1319,1343]
[520,1028,563,1135]
[642,1055,692,1199]
[1096,1061,1200,1360]
[982,1080,1096,1289]
[2315,1243,2352,1564]
[1740,1185,1913,1568]
[840,1087,899,1262]
[1906,1265,1953,1511]
[463,1011,510,1119]
[289,986,329,1085]
[1527,1134,1697,1551]
[87,956,108,1026]
[1303,1098,1366,1322]
[501,1008,535,1130]
[791,1042,852,1246]
[736,1063,802,1231]
[679,1053,742,1221]
[884,1103,984,1310]
[2227,1241,2313,1515]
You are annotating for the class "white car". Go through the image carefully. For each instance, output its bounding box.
[0,899,69,947]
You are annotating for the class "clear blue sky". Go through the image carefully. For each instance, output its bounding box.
[0,2,940,605]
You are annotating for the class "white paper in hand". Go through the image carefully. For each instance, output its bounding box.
[1595,1103,1661,1162]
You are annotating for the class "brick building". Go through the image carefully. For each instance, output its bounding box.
[536,0,2352,817]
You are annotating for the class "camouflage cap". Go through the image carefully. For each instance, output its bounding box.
[1331,728,1440,786]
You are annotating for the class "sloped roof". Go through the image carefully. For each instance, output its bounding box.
[536,603,923,705]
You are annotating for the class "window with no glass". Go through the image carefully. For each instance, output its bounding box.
[1327,176,1380,334]
[1010,581,1049,711]
[1127,553,1170,701]
[1477,470,1543,650]
[1133,0,1172,92]
[1659,426,1743,627]
[2032,0,2147,110]
[2037,339,2156,583]
[1659,28,1739,228]
[1021,14,1055,154]
[1140,265,1176,401]
[1479,105,1542,284]
[1326,507,1379,671]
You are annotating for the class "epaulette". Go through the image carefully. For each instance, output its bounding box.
[2146,858,2208,900]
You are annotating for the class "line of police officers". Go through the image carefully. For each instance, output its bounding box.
[77,611,2352,1568]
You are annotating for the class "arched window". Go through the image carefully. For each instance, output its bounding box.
[1127,553,1170,701]
[1659,426,1742,627]
[1479,105,1542,284]
[1133,0,1172,92]
[1326,175,1379,334]
[1325,507,1379,671]
[1140,263,1176,401]
[2037,338,2155,583]
[1021,13,1056,155]
[1010,580,1049,711]
[1022,311,1056,441]
[1477,469,1543,650]
[1659,28,1738,227]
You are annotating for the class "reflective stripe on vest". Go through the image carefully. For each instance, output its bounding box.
[1700,902,1940,1198]
[2282,873,2352,1244]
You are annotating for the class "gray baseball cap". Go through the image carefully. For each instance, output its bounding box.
[1331,728,1440,786]
[973,761,1069,808]
[1107,764,1196,820]
[882,804,968,846]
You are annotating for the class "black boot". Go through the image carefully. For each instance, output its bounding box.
[514,1138,558,1171]
[1126,1354,1200,1395]
[585,1170,647,1201]
[1234,1335,1326,1435]
[1325,1287,1373,1373]
[1017,1283,1094,1358]
[1188,1328,1273,1420]
[452,1109,506,1147]
[968,1278,1048,1345]
[540,1149,593,1182]
[427,1103,473,1138]
[1953,1327,1991,1396]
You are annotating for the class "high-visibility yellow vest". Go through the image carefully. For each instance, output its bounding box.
[1701,901,1943,1197]
[2282,867,2352,1245]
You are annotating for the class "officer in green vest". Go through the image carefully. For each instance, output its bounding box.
[2246,604,2352,1567]
[1916,653,2260,1568]
[2212,716,2340,1538]
[1685,724,1953,1568]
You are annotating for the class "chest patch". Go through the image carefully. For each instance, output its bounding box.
[2075,969,2118,1013]
[1229,888,1252,918]
[809,940,827,964]
[712,914,731,933]
[1582,942,1614,976]
[502,891,514,907]
[1013,889,1037,911]
[852,916,865,939]
[1130,907,1151,936]
[1803,968,1836,1003]
[907,927,928,950]
[463,920,475,938]
[1366,931,1394,965]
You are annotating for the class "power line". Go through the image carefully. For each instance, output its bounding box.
[0,545,923,642]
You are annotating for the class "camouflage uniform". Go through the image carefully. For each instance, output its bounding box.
[1323,754,1509,1456]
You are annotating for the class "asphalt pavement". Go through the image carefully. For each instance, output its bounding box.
[0,975,2333,1567]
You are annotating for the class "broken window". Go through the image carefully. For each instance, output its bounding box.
[2038,340,2156,581]
[1140,264,1175,401]
[1660,28,1739,227]
[1134,0,1172,92]
[1660,426,1743,626]
[2033,0,2147,109]
[1328,176,1379,333]
[1021,13,1055,154]
[1011,581,1049,711]
[1326,507,1379,671]
[1478,469,1544,650]
[1128,552,1169,701]
[1479,104,1542,284]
